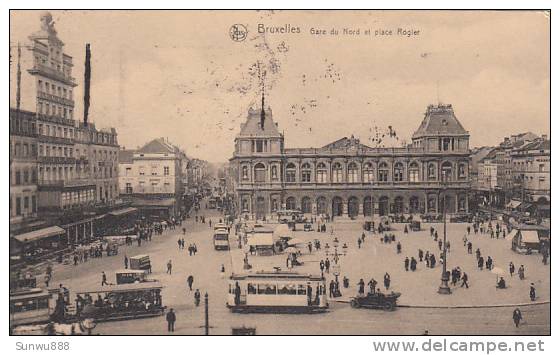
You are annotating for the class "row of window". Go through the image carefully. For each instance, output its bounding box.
[136,166,171,176]
[38,122,74,139]
[9,194,37,217]
[11,167,38,185]
[38,79,73,100]
[37,100,73,119]
[10,141,38,159]
[239,195,469,214]
[10,116,36,136]
[242,161,468,183]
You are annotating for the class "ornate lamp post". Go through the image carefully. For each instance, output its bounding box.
[438,170,451,295]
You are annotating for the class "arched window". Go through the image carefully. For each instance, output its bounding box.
[241,198,249,212]
[347,162,359,183]
[363,163,374,183]
[428,197,437,212]
[394,162,404,182]
[301,163,312,182]
[254,163,266,183]
[458,163,467,180]
[332,163,343,183]
[286,197,296,210]
[241,166,249,181]
[441,162,453,181]
[378,162,389,182]
[316,163,328,183]
[301,197,312,213]
[271,165,278,180]
[408,162,419,182]
[428,163,437,180]
[286,163,296,182]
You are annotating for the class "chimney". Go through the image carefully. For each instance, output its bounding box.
[83,43,91,126]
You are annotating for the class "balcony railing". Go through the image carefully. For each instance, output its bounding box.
[37,91,75,107]
[28,63,76,86]
[38,156,76,164]
[38,134,74,145]
[237,180,471,189]
[39,178,95,189]
[36,113,75,127]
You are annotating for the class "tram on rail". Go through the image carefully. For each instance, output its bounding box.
[226,271,328,313]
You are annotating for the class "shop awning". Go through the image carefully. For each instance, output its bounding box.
[247,234,274,246]
[506,200,522,209]
[13,226,65,243]
[521,230,540,244]
[109,207,138,216]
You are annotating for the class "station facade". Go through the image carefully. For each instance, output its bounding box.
[230,96,471,220]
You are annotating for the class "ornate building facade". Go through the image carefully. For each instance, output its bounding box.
[230,98,471,220]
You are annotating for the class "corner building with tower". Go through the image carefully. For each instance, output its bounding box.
[230,97,471,220]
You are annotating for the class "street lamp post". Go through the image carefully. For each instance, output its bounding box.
[438,171,451,295]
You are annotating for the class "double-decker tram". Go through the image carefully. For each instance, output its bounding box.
[226,271,328,313]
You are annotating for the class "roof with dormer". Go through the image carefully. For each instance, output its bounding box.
[412,104,468,139]
[238,107,282,138]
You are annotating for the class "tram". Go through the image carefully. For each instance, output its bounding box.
[213,228,230,250]
[226,271,328,313]
[74,282,165,322]
[9,288,52,327]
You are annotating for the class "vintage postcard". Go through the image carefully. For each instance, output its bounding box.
[8,10,550,338]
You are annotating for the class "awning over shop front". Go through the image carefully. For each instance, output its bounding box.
[109,207,138,216]
[506,200,522,209]
[521,230,540,244]
[13,226,65,244]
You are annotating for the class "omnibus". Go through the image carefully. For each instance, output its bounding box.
[226,271,328,313]
[75,282,165,322]
[10,288,52,327]
[213,228,230,250]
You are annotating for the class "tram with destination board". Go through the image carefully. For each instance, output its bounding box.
[226,271,328,313]
[213,228,230,250]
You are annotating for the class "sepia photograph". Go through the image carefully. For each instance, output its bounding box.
[8,9,551,339]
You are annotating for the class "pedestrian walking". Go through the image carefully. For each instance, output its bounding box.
[461,272,469,288]
[187,275,194,291]
[404,257,410,271]
[124,255,128,269]
[177,238,182,249]
[519,265,525,280]
[530,283,536,301]
[319,259,325,275]
[467,242,473,254]
[358,238,362,249]
[325,258,330,273]
[166,260,173,274]
[383,272,391,290]
[509,262,515,277]
[397,242,402,254]
[418,249,424,262]
[166,308,176,332]
[194,289,201,306]
[410,257,417,271]
[308,242,313,254]
[513,308,522,328]
[101,271,108,286]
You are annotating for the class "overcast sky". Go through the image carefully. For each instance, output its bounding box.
[10,10,550,162]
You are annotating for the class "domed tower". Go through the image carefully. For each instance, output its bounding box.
[412,104,469,153]
[234,92,284,156]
